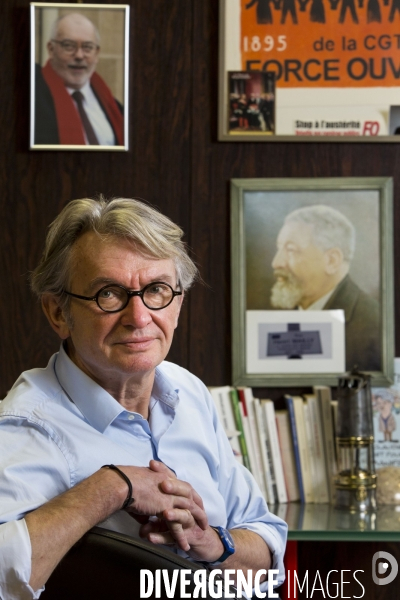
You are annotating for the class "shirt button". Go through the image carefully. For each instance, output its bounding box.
[128,415,135,421]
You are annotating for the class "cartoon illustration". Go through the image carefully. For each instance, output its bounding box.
[373,391,398,442]
[246,0,281,24]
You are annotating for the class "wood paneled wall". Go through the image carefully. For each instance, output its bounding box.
[1,2,400,596]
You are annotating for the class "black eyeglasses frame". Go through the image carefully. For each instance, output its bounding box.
[63,281,182,313]
[51,39,100,54]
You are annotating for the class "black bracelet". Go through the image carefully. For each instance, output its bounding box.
[101,464,134,509]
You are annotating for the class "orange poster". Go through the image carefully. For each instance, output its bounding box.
[242,0,400,88]
[219,0,400,138]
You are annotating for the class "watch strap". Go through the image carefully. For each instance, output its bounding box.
[209,526,235,565]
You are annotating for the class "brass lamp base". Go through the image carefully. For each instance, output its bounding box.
[335,482,377,513]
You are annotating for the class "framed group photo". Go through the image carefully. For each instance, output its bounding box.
[30,3,130,151]
[219,0,400,141]
[231,177,394,387]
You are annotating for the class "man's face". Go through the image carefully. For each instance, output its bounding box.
[56,232,183,387]
[47,14,99,90]
[271,220,329,309]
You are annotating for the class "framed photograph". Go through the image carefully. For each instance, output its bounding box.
[219,0,400,141]
[30,3,129,151]
[228,71,275,134]
[231,177,394,387]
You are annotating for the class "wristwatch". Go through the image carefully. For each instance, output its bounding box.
[209,526,236,565]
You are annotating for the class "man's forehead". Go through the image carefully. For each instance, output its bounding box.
[278,220,315,246]
[69,233,176,278]
[56,14,97,40]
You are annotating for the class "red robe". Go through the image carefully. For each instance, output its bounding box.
[41,60,124,146]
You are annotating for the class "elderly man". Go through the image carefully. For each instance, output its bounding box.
[271,204,381,371]
[34,13,124,146]
[0,197,286,599]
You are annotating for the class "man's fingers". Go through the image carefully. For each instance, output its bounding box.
[163,507,193,524]
[161,512,192,551]
[191,488,206,513]
[187,490,208,531]
[147,531,177,547]
[159,479,208,530]
[161,478,204,509]
[139,514,190,550]
[160,477,190,496]
[186,502,208,531]
[148,460,175,477]
[139,518,168,539]
[162,523,190,551]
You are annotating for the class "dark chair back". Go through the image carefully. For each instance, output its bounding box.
[42,526,242,599]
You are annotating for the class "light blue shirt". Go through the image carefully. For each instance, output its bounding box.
[0,345,287,599]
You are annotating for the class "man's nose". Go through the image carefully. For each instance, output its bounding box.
[271,248,286,270]
[120,295,152,328]
[73,45,85,59]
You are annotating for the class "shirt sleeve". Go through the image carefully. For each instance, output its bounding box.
[0,520,44,600]
[0,416,71,599]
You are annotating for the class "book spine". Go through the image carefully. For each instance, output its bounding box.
[263,400,288,503]
[307,395,329,503]
[208,387,242,463]
[253,398,276,504]
[303,404,319,501]
[259,402,279,503]
[230,388,251,471]
[237,389,261,476]
[285,396,305,503]
[238,390,267,497]
[293,398,314,503]
[314,387,337,502]
[275,411,300,502]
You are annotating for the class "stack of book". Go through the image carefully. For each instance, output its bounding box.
[208,385,338,504]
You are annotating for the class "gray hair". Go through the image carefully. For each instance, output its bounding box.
[50,13,101,45]
[30,197,198,302]
[284,204,356,262]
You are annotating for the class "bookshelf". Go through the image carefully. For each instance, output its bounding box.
[210,385,400,598]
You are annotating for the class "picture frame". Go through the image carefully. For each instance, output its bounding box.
[231,177,394,387]
[219,0,400,142]
[30,3,129,151]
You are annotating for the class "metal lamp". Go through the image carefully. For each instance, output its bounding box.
[335,370,377,512]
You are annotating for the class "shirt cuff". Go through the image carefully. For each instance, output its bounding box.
[0,519,44,600]
[231,522,287,587]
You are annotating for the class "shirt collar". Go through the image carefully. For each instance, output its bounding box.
[298,286,336,311]
[151,368,180,411]
[66,80,91,97]
[54,343,179,432]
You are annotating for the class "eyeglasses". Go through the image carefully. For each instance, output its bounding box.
[51,39,99,55]
[63,282,182,313]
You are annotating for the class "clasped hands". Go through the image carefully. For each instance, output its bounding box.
[124,460,224,563]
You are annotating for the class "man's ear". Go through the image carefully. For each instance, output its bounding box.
[324,247,344,275]
[47,40,55,58]
[174,291,184,329]
[41,294,71,340]
[93,46,100,65]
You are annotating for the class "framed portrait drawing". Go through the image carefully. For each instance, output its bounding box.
[219,0,400,141]
[231,177,394,387]
[30,3,129,151]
